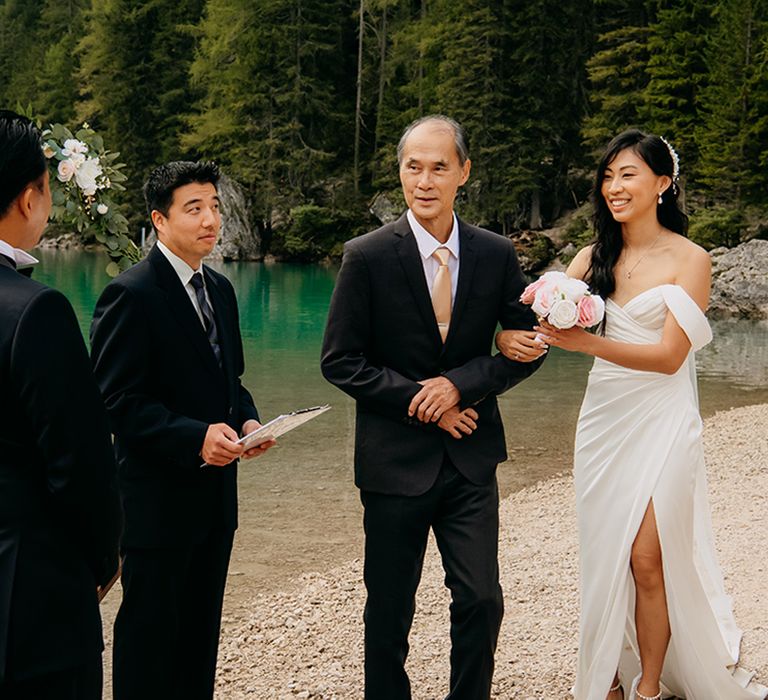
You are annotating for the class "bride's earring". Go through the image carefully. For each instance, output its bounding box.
[657,192,663,204]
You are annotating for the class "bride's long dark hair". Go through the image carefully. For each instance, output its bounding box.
[587,128,688,302]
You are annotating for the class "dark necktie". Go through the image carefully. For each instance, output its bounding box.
[190,272,222,366]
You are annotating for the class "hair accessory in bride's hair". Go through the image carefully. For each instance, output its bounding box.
[659,136,680,182]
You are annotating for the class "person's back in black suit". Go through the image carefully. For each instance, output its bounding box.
[0,110,121,700]
[321,116,546,700]
[90,161,275,700]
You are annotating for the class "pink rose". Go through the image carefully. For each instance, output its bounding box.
[57,159,76,183]
[520,277,547,304]
[531,285,557,317]
[576,294,605,328]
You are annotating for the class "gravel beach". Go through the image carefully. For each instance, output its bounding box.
[100,403,768,698]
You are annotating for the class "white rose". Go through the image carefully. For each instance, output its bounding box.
[547,298,579,329]
[69,152,86,168]
[57,159,76,183]
[61,138,88,156]
[558,276,589,302]
[97,203,109,215]
[75,157,103,196]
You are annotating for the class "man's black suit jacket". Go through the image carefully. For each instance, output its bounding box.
[321,214,543,496]
[0,254,121,683]
[90,245,258,548]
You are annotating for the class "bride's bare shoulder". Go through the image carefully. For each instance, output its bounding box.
[566,244,594,281]
[669,234,710,271]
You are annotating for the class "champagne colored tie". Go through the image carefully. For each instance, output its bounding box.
[432,247,452,342]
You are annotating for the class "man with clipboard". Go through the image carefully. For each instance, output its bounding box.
[91,161,274,700]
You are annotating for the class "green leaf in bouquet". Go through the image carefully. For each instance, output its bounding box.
[50,124,69,141]
[65,200,77,214]
[117,234,131,248]
[106,217,122,234]
[110,182,126,192]
[95,229,107,243]
[118,255,134,271]
[51,189,66,205]
[106,261,121,277]
[106,236,119,251]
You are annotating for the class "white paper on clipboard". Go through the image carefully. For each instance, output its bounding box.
[237,404,331,450]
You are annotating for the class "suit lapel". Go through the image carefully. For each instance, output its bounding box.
[148,246,222,377]
[392,214,443,347]
[444,219,476,347]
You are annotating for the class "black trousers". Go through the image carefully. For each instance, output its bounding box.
[0,655,102,700]
[112,529,234,700]
[361,457,503,700]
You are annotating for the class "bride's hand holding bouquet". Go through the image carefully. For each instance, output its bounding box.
[497,271,605,360]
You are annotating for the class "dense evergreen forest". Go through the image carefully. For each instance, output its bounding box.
[1,0,766,259]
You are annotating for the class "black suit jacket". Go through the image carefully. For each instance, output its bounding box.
[0,253,121,682]
[321,214,543,496]
[90,245,258,548]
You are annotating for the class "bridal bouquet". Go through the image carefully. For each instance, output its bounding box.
[520,271,605,329]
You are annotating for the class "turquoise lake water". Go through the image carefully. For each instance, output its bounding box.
[32,248,768,589]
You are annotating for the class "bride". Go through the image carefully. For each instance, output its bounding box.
[498,129,767,700]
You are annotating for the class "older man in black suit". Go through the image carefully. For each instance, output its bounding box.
[321,115,546,700]
[90,161,274,700]
[0,110,121,700]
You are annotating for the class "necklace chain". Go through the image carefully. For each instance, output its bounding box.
[623,231,663,279]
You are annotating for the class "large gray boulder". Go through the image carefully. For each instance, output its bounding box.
[709,239,768,319]
[369,192,402,225]
[209,175,260,261]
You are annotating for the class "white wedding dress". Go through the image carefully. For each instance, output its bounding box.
[572,285,767,700]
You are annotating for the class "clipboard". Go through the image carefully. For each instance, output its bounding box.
[237,404,331,450]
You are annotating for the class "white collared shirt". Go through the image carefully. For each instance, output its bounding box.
[156,240,211,327]
[0,239,39,269]
[407,209,460,306]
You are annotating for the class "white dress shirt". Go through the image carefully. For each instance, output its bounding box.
[0,239,39,269]
[156,240,212,327]
[407,209,460,307]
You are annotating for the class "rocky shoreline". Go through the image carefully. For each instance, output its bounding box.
[96,405,768,699]
[192,403,768,699]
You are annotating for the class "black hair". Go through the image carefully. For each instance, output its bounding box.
[588,128,688,303]
[0,110,47,219]
[143,160,220,223]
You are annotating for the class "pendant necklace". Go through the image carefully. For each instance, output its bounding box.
[623,230,663,279]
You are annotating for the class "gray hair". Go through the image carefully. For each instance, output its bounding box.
[396,114,470,166]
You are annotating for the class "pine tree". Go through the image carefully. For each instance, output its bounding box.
[582,23,652,153]
[78,0,206,220]
[696,0,768,205]
[640,0,716,167]
[184,0,354,248]
[0,1,44,110]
